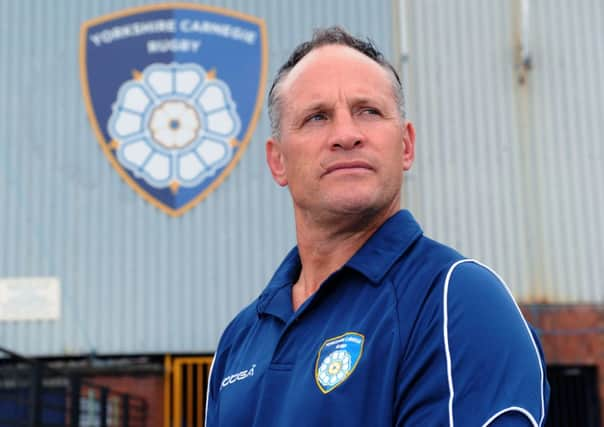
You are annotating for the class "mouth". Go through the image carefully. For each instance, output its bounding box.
[322,160,374,177]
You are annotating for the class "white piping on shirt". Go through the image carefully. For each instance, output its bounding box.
[442,259,545,427]
[481,406,538,427]
[205,356,216,426]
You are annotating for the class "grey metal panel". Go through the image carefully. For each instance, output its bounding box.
[529,0,604,303]
[402,0,603,303]
[403,0,531,300]
[0,0,395,356]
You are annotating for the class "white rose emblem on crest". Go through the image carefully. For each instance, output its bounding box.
[107,63,241,191]
[318,349,352,388]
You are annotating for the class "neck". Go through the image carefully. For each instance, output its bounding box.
[291,204,399,311]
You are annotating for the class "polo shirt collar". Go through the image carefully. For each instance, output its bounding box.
[256,247,300,320]
[345,209,423,285]
[256,210,423,317]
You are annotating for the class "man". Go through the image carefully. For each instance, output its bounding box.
[206,27,549,426]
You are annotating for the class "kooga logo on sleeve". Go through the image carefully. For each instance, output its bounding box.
[221,364,256,390]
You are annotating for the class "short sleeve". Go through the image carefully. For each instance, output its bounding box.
[394,259,549,426]
[444,260,549,426]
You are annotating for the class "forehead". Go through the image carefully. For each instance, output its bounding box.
[279,44,395,105]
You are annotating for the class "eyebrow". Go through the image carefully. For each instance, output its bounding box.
[298,101,332,115]
[349,96,385,107]
[284,100,332,125]
[302,95,386,114]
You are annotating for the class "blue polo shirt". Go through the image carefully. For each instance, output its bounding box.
[206,210,549,426]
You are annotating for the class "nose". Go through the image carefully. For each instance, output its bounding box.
[328,111,364,151]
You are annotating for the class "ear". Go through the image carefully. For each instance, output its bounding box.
[402,121,416,171]
[266,137,288,186]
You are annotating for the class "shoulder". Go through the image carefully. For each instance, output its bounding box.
[388,235,464,300]
[442,259,537,353]
[444,259,516,302]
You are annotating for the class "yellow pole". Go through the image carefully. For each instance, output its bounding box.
[174,360,182,427]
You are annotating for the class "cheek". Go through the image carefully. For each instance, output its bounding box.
[283,144,319,175]
[281,156,314,192]
[381,145,405,180]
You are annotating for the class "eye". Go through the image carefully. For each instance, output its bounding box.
[304,112,327,123]
[360,107,381,116]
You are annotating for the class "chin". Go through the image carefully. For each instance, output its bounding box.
[326,195,384,216]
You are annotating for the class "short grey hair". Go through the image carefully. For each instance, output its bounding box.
[267,26,406,138]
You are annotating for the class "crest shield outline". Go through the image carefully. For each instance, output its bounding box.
[80,3,267,216]
[315,332,365,394]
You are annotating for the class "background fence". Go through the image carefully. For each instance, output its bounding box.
[0,347,147,427]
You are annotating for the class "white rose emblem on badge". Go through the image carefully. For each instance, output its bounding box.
[107,63,241,191]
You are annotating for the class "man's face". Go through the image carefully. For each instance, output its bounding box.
[266,45,415,222]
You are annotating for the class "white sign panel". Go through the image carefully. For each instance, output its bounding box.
[0,277,61,321]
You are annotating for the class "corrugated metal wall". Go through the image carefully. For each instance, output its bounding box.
[1,0,602,357]
[402,0,604,303]
[0,0,395,356]
[529,0,604,303]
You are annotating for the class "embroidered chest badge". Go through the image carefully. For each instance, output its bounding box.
[315,332,364,394]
